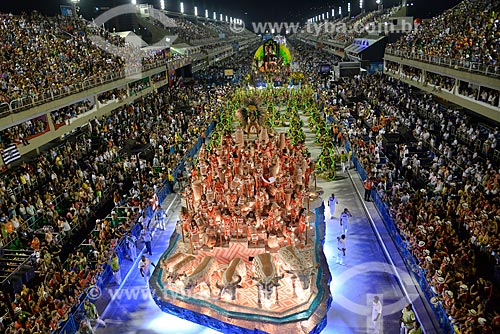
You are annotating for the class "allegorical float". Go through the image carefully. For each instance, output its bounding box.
[150,87,332,333]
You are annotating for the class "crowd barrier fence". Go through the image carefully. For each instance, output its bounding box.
[385,48,500,79]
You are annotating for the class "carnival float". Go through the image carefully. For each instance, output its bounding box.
[150,88,332,333]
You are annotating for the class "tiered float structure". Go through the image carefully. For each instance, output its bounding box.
[150,92,332,333]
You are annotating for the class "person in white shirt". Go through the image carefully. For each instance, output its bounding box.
[339,208,352,235]
[60,220,71,237]
[372,295,382,334]
[138,255,156,287]
[327,194,339,220]
[336,234,346,265]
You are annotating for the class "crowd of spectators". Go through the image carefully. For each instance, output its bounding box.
[477,88,500,108]
[389,63,499,108]
[459,82,480,100]
[0,116,49,148]
[457,84,500,108]
[401,65,422,82]
[97,88,128,105]
[169,17,217,43]
[0,12,174,112]
[299,6,400,45]
[334,74,500,333]
[194,42,260,85]
[385,60,400,74]
[51,100,96,129]
[129,79,151,96]
[425,72,456,91]
[389,0,499,70]
[0,76,228,332]
[289,36,500,333]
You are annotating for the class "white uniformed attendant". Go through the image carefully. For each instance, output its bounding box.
[336,234,346,265]
[339,208,352,235]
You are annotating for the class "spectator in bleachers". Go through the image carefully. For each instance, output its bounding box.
[1,68,227,332]
[390,0,499,70]
[291,38,500,333]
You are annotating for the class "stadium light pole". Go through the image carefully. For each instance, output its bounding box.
[332,8,335,17]
[220,13,223,21]
[180,2,184,14]
[213,11,216,20]
[376,0,383,10]
[339,6,342,18]
[348,2,351,15]
[160,0,165,10]
[205,9,208,18]
[194,6,198,16]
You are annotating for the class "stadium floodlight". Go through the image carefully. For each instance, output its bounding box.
[332,9,335,17]
[339,6,342,16]
[376,0,381,4]
[322,13,325,20]
[131,0,136,4]
[230,17,233,23]
[359,0,363,8]
[225,15,228,22]
[194,6,198,16]
[160,0,165,10]
[213,11,216,20]
[220,13,223,21]
[205,9,208,18]
[180,2,184,13]
[348,3,351,12]
[326,12,329,19]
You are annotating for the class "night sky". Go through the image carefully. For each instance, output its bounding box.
[2,0,462,24]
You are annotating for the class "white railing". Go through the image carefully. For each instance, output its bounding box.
[0,57,190,118]
[385,48,500,79]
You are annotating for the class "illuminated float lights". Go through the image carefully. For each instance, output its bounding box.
[150,89,332,333]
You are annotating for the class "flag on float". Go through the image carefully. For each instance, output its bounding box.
[1,143,21,165]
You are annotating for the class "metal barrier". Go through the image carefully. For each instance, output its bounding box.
[351,151,456,334]
[1,57,191,117]
[385,48,500,79]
